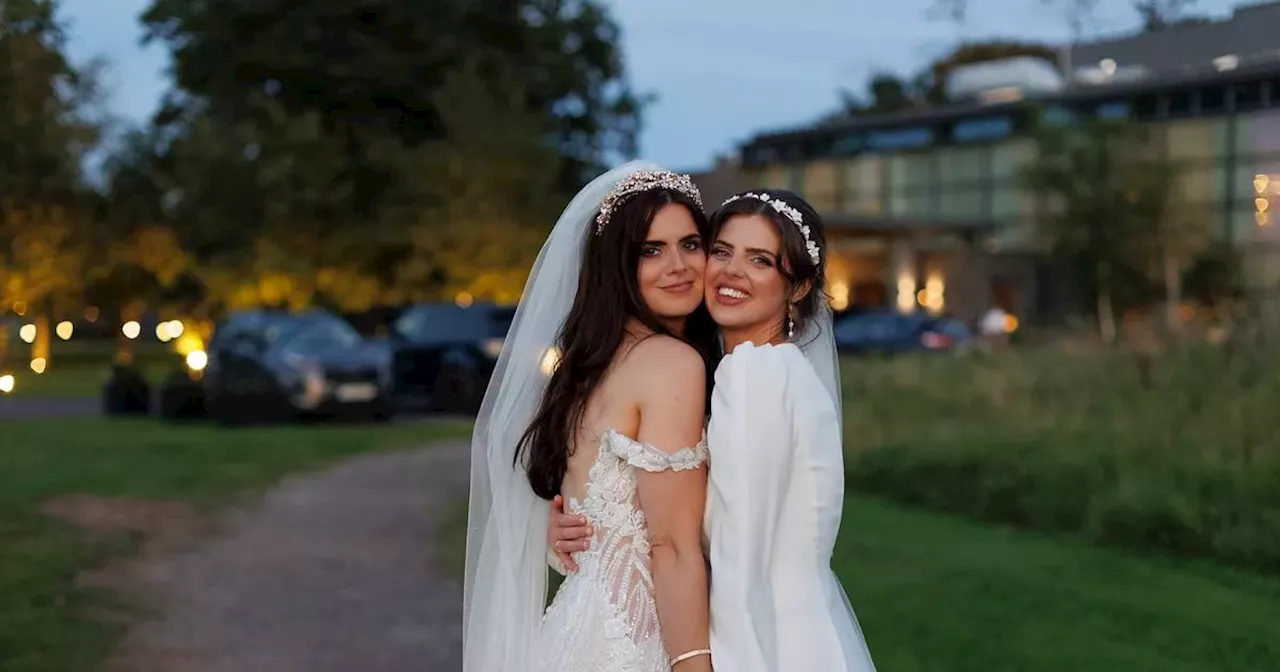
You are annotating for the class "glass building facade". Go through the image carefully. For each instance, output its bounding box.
[737,65,1280,322]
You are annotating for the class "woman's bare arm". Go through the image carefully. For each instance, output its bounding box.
[632,338,712,671]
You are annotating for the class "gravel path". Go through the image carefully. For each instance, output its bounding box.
[106,441,470,672]
[0,397,98,418]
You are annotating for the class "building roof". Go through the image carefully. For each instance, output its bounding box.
[1070,1,1280,77]
[742,2,1280,152]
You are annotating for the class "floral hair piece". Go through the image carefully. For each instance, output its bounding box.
[595,170,703,235]
[720,191,820,266]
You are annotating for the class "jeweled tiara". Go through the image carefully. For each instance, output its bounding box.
[595,170,703,235]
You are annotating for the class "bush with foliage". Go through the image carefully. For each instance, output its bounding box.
[842,344,1280,572]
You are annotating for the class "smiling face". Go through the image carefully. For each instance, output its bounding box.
[637,202,707,329]
[705,213,792,346]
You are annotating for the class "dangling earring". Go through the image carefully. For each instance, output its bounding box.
[786,305,797,340]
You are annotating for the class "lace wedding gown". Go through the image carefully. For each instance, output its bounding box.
[535,429,709,672]
[704,342,877,672]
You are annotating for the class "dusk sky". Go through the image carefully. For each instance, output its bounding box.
[62,0,1240,171]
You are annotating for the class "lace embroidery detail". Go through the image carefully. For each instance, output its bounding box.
[534,429,704,671]
[604,429,709,472]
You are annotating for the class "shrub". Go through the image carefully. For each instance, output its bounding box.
[842,343,1280,573]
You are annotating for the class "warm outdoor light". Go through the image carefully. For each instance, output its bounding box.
[923,272,945,314]
[186,349,209,372]
[122,321,141,339]
[0,375,13,393]
[456,292,474,308]
[30,357,46,374]
[167,320,185,338]
[828,279,850,311]
[155,323,172,342]
[896,273,917,313]
[19,324,36,343]
[12,301,26,316]
[56,321,73,340]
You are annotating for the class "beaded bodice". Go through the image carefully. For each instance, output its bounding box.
[537,429,708,672]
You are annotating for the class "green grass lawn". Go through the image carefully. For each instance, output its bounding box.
[837,495,1280,672]
[443,492,1280,671]
[1,362,173,399]
[0,416,472,672]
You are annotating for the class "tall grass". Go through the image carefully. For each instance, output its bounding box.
[841,343,1280,573]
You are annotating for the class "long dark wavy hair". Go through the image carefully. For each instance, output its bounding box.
[516,187,717,500]
[709,189,828,341]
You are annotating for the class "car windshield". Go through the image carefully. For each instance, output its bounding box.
[211,312,294,349]
[276,316,362,355]
[394,305,513,343]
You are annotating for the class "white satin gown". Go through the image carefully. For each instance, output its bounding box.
[704,342,877,672]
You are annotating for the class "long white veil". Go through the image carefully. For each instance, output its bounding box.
[797,301,842,434]
[799,300,878,670]
[462,160,663,672]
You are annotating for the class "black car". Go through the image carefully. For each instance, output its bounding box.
[834,308,973,356]
[203,309,393,423]
[384,302,515,413]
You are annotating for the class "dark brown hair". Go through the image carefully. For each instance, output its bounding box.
[709,189,827,342]
[516,188,716,500]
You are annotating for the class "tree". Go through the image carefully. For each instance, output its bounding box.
[1135,0,1194,29]
[127,0,641,312]
[1021,115,1198,342]
[932,0,1207,34]
[932,0,1099,24]
[390,62,563,304]
[138,0,642,192]
[0,0,105,368]
[0,0,103,204]
[835,73,917,119]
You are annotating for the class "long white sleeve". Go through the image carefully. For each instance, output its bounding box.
[706,343,795,672]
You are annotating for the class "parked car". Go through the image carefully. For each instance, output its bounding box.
[833,308,973,355]
[203,309,393,423]
[383,302,515,413]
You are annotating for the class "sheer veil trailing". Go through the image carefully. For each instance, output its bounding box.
[462,160,663,672]
[797,301,842,434]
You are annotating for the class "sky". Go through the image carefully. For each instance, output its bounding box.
[61,0,1240,172]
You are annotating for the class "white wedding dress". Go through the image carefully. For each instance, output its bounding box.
[535,429,709,672]
[704,342,877,672]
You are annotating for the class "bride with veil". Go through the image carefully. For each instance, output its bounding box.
[464,161,876,671]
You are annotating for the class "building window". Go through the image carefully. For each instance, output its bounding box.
[865,126,934,151]
[1043,106,1075,126]
[1169,90,1193,117]
[937,146,985,187]
[751,146,780,164]
[1133,94,1160,121]
[1165,119,1223,161]
[1235,81,1264,112]
[888,152,934,190]
[842,156,884,216]
[831,135,861,156]
[1176,164,1226,205]
[1201,86,1227,114]
[801,160,840,212]
[991,139,1035,183]
[952,116,1013,143]
[938,189,985,219]
[1235,109,1280,155]
[1095,101,1131,119]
